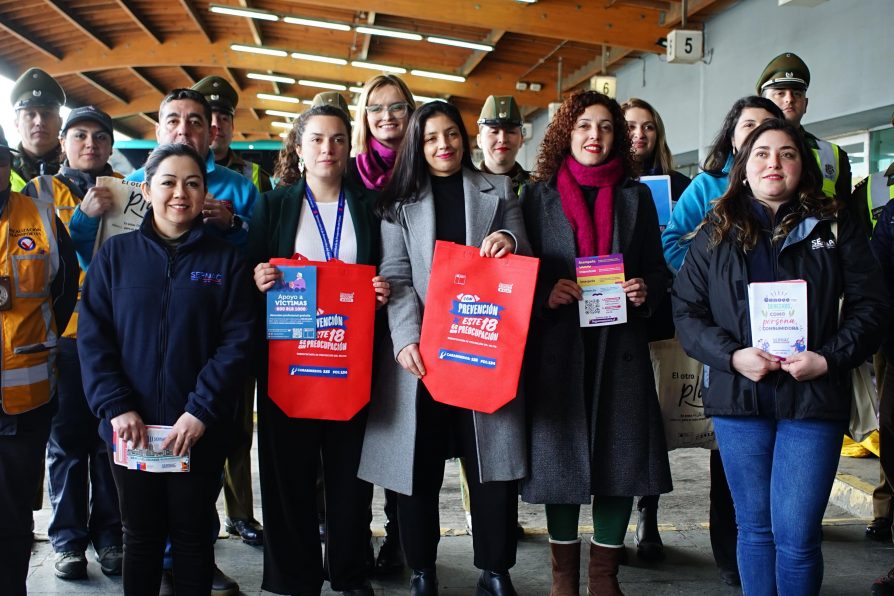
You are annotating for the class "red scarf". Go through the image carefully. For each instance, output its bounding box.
[556,154,623,257]
[355,137,398,191]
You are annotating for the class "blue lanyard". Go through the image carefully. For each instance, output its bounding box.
[304,185,345,261]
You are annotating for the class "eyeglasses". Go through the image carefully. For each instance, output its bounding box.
[365,102,410,117]
[0,149,11,168]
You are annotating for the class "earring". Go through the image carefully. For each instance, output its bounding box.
[298,156,305,173]
[742,178,749,187]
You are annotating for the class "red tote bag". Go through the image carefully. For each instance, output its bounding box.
[267,255,376,420]
[419,241,539,413]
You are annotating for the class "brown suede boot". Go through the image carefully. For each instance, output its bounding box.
[549,540,581,596]
[587,542,624,596]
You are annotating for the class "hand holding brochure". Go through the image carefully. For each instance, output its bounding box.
[113,425,190,473]
[577,254,627,327]
[747,280,808,358]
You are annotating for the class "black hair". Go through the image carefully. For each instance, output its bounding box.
[273,105,353,186]
[159,89,213,127]
[144,143,208,191]
[376,101,475,221]
[702,96,784,175]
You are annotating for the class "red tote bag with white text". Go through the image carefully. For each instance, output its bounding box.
[267,255,376,420]
[419,241,538,413]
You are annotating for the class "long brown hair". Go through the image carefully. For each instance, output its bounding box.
[621,97,674,174]
[533,90,635,182]
[703,119,838,251]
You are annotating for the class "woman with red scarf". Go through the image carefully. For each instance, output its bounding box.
[519,90,672,596]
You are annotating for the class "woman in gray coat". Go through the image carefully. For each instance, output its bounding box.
[358,101,530,596]
[519,90,672,596]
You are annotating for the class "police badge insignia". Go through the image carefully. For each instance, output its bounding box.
[825,164,835,178]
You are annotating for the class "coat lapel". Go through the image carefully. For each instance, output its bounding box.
[463,169,499,247]
[612,184,639,255]
[276,180,305,258]
[542,181,578,275]
[403,179,436,274]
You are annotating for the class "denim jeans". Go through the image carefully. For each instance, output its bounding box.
[713,416,845,596]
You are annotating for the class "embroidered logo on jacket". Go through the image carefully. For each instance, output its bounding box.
[190,271,223,285]
[811,238,836,250]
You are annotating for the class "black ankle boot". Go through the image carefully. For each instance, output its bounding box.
[410,568,438,596]
[635,505,665,562]
[476,570,518,596]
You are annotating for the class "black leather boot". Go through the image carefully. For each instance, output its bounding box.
[410,568,438,596]
[634,505,665,562]
[476,570,518,596]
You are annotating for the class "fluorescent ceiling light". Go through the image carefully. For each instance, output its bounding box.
[412,95,439,103]
[350,61,406,74]
[266,109,302,118]
[355,26,422,41]
[298,80,347,91]
[210,5,279,21]
[349,86,364,93]
[302,100,315,106]
[271,121,293,129]
[231,44,288,57]
[410,70,466,83]
[279,132,288,138]
[291,52,348,66]
[348,105,358,111]
[257,93,302,104]
[247,73,296,84]
[426,36,493,52]
[283,16,351,31]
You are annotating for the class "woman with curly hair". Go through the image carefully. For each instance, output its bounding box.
[673,119,887,595]
[519,90,672,595]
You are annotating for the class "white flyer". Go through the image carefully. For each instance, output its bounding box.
[113,425,190,473]
[747,280,808,358]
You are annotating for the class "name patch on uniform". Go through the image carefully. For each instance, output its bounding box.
[17,236,36,251]
[190,271,223,285]
[10,226,42,238]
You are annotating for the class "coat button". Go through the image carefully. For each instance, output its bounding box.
[622,352,633,362]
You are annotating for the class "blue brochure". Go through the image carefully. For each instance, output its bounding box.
[267,265,317,340]
[640,175,673,229]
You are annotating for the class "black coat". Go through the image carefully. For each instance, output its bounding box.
[672,210,888,421]
[519,177,673,504]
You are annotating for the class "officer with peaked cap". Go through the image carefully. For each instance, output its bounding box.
[0,121,78,596]
[192,76,271,193]
[757,52,852,205]
[9,68,66,192]
[311,91,351,116]
[476,95,529,195]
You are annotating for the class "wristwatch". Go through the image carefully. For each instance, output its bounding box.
[229,214,242,232]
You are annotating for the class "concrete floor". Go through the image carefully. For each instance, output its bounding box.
[24,437,894,595]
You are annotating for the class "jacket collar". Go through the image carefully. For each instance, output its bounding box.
[140,211,206,251]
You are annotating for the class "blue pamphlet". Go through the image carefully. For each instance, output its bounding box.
[267,266,317,340]
[640,175,673,228]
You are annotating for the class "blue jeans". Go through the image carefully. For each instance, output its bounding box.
[712,416,845,596]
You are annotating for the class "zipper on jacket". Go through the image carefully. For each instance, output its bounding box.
[156,250,175,424]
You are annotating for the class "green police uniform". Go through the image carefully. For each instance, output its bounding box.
[192,76,272,194]
[477,95,529,196]
[756,53,852,204]
[9,68,65,192]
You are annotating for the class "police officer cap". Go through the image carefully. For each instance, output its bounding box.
[11,68,66,111]
[62,106,114,140]
[191,76,238,115]
[311,92,350,115]
[477,95,522,128]
[756,52,810,94]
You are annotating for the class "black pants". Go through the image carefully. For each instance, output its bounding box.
[0,400,55,596]
[398,390,517,572]
[709,448,739,573]
[108,439,224,596]
[259,396,373,595]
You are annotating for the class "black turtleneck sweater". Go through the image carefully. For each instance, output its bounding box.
[432,171,466,245]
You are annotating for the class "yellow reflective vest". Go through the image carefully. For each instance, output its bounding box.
[9,169,27,193]
[0,190,60,414]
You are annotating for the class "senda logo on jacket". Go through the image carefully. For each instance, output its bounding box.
[190,271,223,285]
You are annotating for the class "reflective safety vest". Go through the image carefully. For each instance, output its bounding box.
[811,139,841,199]
[0,190,60,414]
[867,172,894,230]
[33,173,123,339]
[9,169,27,193]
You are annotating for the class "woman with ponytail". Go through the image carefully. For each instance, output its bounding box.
[519,90,672,596]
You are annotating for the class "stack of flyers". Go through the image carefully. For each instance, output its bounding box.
[113,425,190,473]
[576,254,627,327]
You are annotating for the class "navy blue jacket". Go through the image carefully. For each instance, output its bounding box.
[79,214,255,447]
[871,200,894,357]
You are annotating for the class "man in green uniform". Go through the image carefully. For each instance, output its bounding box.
[9,68,65,192]
[756,53,852,203]
[192,76,272,194]
[476,95,529,196]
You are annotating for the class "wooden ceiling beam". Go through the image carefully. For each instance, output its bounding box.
[43,0,113,50]
[79,73,129,104]
[224,67,242,92]
[666,0,716,26]
[178,0,213,44]
[139,113,158,126]
[0,15,62,62]
[112,120,144,140]
[112,0,163,44]
[460,29,505,78]
[179,66,196,86]
[236,0,264,46]
[129,67,166,95]
[358,12,375,61]
[606,0,673,10]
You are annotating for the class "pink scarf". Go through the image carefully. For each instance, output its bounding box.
[355,137,398,191]
[556,154,623,257]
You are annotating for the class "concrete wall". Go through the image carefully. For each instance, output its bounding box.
[525,0,893,169]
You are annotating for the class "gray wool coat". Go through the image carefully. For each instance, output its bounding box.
[518,177,673,504]
[358,168,532,496]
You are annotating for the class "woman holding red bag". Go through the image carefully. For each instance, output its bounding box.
[248,104,389,596]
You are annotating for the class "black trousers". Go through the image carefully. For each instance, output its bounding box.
[108,438,224,596]
[709,448,739,573]
[259,396,373,595]
[398,390,517,572]
[0,400,55,596]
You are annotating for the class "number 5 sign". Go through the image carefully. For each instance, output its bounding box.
[667,29,704,64]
